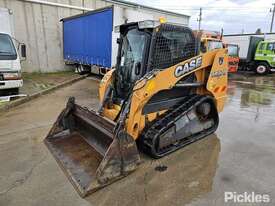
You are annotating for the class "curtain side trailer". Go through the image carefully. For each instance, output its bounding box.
[61,6,189,75]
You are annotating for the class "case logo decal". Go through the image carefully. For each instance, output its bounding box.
[175,56,202,77]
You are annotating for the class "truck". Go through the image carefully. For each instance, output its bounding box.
[61,6,189,75]
[223,35,275,74]
[225,43,239,73]
[0,8,26,96]
[193,30,223,52]
[194,30,239,73]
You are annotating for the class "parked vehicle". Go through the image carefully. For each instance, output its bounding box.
[225,43,239,73]
[239,37,275,74]
[248,38,275,74]
[0,8,26,95]
[61,6,188,75]
[61,7,113,75]
[45,20,228,197]
[201,37,224,52]
[194,30,238,73]
[193,30,222,51]
[224,35,275,74]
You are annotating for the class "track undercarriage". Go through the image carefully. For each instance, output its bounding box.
[140,95,219,158]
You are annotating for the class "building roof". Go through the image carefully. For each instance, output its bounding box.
[103,0,190,19]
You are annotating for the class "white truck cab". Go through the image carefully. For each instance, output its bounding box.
[0,8,25,95]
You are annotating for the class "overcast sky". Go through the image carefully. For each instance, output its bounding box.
[128,0,274,34]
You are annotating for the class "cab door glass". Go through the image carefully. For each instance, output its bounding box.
[267,43,275,53]
[0,33,17,60]
[207,40,223,51]
[257,43,265,54]
[267,42,275,65]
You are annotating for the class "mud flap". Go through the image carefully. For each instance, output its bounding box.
[44,97,140,197]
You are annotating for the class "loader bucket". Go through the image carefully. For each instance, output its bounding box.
[44,97,141,197]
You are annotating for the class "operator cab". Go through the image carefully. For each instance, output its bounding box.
[257,40,275,54]
[200,38,223,53]
[113,20,197,102]
[227,44,239,57]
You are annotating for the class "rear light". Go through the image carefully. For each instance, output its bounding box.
[221,86,227,92]
[214,87,220,93]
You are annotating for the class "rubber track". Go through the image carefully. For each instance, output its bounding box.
[140,94,219,158]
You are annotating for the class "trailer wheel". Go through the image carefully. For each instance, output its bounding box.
[255,63,270,75]
[75,64,90,75]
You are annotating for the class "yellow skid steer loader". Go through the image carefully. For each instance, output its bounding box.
[45,20,228,197]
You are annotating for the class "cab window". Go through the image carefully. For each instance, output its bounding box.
[258,43,265,50]
[227,45,238,57]
[267,43,275,51]
[0,33,17,60]
[200,42,207,53]
[207,40,223,51]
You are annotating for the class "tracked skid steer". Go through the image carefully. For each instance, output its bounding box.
[45,20,228,197]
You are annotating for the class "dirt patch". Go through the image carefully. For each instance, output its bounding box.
[20,71,79,95]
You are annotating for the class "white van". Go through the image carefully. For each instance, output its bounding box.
[0,8,25,95]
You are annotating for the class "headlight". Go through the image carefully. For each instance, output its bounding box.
[2,72,21,80]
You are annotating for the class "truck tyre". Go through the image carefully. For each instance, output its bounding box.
[255,62,270,75]
[75,64,90,75]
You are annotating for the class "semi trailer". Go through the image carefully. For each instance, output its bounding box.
[61,6,189,75]
[61,7,113,75]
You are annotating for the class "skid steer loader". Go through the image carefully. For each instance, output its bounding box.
[45,20,228,197]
